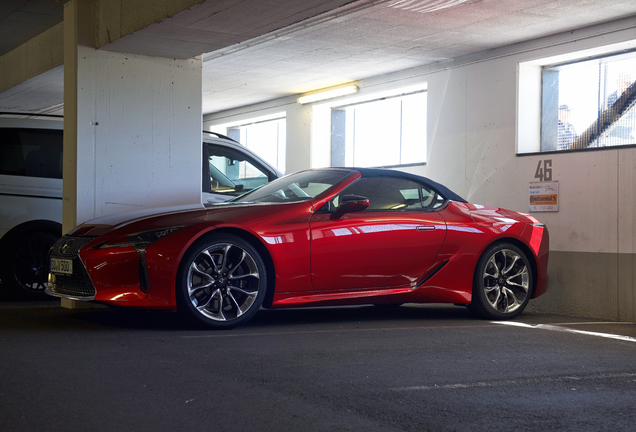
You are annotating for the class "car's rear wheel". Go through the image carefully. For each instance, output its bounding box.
[470,243,532,320]
[177,234,266,329]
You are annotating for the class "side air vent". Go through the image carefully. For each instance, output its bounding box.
[416,260,449,288]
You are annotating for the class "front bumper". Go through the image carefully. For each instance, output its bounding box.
[46,227,194,310]
[46,235,98,300]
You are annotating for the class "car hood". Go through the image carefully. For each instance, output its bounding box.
[67,201,305,237]
[67,203,206,236]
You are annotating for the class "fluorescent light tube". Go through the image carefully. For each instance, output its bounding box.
[297,85,358,104]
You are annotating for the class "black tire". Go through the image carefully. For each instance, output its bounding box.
[0,231,58,297]
[469,242,533,320]
[176,233,267,329]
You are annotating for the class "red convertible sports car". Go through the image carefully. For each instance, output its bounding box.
[47,168,549,328]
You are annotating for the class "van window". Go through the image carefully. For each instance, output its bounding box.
[0,128,63,179]
[203,143,272,197]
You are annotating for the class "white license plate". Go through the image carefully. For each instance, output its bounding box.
[50,258,73,275]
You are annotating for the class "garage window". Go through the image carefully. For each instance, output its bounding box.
[331,91,426,168]
[228,117,286,173]
[540,50,636,151]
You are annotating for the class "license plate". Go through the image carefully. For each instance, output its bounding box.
[50,258,73,275]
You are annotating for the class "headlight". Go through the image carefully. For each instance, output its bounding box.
[98,226,187,251]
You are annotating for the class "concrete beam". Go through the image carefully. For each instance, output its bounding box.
[0,22,63,93]
[0,0,202,96]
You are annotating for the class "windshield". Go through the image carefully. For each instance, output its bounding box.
[231,169,354,203]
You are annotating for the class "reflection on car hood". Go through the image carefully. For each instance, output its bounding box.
[67,201,299,237]
[459,202,540,225]
[68,203,205,234]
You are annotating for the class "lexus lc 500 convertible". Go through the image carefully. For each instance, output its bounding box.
[47,168,549,328]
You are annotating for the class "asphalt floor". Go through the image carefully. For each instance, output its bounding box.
[2,285,636,432]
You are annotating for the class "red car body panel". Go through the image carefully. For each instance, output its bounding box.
[49,169,549,314]
[309,210,447,291]
[79,203,318,309]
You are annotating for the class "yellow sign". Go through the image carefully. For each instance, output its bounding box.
[529,195,557,205]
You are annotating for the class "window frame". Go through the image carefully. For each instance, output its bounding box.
[540,49,636,152]
[517,40,636,156]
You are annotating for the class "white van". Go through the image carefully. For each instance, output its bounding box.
[0,116,280,296]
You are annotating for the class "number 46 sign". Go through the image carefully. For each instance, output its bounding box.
[534,159,552,182]
[530,160,558,212]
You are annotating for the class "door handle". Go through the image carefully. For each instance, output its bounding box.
[416,225,436,231]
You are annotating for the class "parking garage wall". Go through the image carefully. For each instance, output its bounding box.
[204,22,636,322]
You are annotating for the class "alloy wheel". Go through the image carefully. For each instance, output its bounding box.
[186,241,262,323]
[482,248,530,314]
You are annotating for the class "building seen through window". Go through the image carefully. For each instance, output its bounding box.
[541,50,636,151]
[557,104,577,150]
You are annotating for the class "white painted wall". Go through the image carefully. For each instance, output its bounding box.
[74,47,202,224]
[203,19,636,320]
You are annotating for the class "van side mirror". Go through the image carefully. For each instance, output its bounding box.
[331,195,369,220]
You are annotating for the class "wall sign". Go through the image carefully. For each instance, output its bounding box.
[529,181,558,212]
[534,159,552,182]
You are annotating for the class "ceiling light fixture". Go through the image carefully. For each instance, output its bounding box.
[388,0,469,13]
[297,85,359,104]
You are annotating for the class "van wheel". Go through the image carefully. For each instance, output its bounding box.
[1,232,58,296]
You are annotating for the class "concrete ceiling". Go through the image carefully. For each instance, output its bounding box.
[197,0,636,114]
[1,0,636,116]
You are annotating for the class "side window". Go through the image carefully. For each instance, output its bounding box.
[421,184,445,209]
[329,176,445,211]
[204,143,271,196]
[332,177,423,211]
[0,128,63,179]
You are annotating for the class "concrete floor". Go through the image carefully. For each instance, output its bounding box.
[2,287,636,432]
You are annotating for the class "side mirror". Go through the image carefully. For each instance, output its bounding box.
[331,194,369,220]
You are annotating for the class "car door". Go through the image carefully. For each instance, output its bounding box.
[309,176,447,291]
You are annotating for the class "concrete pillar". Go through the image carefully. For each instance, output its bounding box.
[62,0,202,308]
[63,0,202,233]
[285,103,313,173]
[62,0,82,233]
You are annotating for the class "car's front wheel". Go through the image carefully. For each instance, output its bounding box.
[177,233,267,329]
[470,242,533,320]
